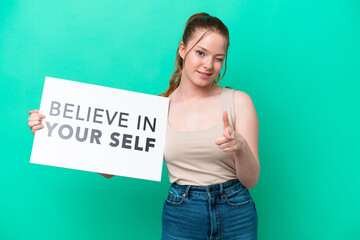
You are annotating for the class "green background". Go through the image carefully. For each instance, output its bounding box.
[1,0,359,239]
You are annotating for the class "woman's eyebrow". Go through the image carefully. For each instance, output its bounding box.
[197,46,226,56]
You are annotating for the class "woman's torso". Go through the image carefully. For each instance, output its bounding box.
[164,86,238,186]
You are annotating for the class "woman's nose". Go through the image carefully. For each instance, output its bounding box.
[203,57,213,69]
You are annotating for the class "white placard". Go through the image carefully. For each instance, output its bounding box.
[30,76,169,181]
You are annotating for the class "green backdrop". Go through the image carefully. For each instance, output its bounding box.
[1,0,359,239]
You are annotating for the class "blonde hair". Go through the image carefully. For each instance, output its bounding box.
[159,12,230,97]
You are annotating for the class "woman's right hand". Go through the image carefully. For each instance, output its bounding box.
[28,109,46,135]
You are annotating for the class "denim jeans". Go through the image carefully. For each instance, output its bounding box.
[161,179,258,240]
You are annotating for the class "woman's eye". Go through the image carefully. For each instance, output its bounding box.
[196,50,205,56]
[216,58,224,62]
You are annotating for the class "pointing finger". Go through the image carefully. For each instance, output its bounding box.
[223,111,231,129]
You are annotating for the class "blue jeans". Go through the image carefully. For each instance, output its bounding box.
[161,179,258,240]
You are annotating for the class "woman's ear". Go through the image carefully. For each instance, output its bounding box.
[179,41,185,59]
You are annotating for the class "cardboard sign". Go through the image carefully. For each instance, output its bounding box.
[30,77,169,181]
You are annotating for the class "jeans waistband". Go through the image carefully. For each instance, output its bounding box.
[171,179,246,196]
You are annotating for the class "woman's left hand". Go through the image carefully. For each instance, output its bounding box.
[215,111,246,153]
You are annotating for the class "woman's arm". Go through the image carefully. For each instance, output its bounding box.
[215,91,260,189]
[232,91,260,189]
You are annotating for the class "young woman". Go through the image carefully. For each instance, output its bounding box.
[28,12,260,240]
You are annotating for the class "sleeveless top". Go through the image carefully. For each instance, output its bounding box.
[164,87,237,186]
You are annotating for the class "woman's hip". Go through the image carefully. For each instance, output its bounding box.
[161,179,258,240]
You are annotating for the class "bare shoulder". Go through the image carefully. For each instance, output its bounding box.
[232,89,259,131]
[232,90,256,111]
[232,89,259,161]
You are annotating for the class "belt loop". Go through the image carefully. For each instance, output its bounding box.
[220,182,224,195]
[220,182,226,199]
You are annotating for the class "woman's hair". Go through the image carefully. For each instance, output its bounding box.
[159,12,230,97]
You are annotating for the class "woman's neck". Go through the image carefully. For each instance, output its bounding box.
[173,79,220,101]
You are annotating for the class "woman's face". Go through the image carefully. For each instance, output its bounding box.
[179,30,227,88]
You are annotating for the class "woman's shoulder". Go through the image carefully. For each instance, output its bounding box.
[223,87,253,105]
[226,88,256,112]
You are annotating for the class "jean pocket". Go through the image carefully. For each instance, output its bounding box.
[225,187,253,207]
[165,187,186,207]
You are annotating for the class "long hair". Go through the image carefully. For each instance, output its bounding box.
[159,13,230,97]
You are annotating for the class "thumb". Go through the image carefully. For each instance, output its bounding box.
[28,109,46,118]
[223,127,233,140]
[28,109,39,114]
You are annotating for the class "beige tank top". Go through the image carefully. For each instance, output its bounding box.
[164,87,237,186]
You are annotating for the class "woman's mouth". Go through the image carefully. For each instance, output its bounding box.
[197,71,212,78]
